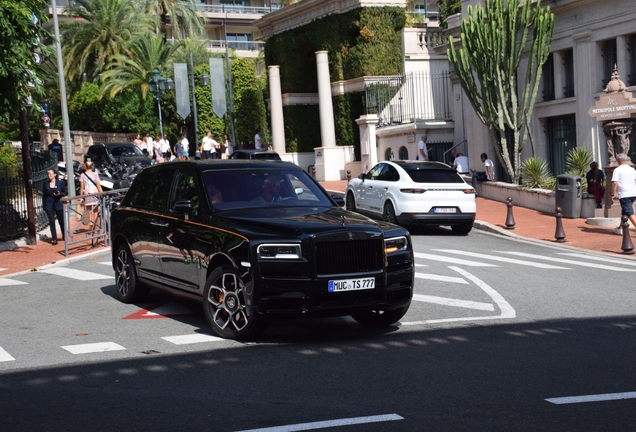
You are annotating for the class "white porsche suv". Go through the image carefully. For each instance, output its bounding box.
[345,161,476,234]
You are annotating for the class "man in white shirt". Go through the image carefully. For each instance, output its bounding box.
[471,153,495,189]
[201,131,214,159]
[160,134,171,159]
[452,153,470,174]
[417,132,429,161]
[254,128,262,149]
[611,153,636,235]
[181,135,190,159]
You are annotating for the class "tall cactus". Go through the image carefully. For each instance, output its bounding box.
[447,0,554,184]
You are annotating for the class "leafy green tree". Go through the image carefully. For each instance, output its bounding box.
[437,0,462,28]
[143,0,203,40]
[100,35,181,98]
[0,0,50,122]
[62,0,152,82]
[447,0,554,184]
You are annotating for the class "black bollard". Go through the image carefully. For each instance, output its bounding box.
[505,197,516,229]
[554,207,566,242]
[620,215,635,254]
[347,170,351,182]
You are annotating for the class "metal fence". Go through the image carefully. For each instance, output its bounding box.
[365,71,453,126]
[0,150,57,242]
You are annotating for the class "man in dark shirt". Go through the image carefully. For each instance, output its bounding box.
[48,139,63,162]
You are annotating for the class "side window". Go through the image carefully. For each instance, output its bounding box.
[378,165,399,181]
[173,169,200,216]
[365,164,384,180]
[147,168,176,212]
[124,171,155,207]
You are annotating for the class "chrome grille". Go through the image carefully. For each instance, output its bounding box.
[315,239,383,275]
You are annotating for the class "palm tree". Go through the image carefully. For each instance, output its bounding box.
[62,0,153,82]
[100,34,181,99]
[143,0,203,40]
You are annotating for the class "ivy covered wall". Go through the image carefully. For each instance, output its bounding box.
[265,6,406,93]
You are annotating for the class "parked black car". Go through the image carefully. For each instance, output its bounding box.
[229,149,281,160]
[85,142,152,167]
[110,160,414,340]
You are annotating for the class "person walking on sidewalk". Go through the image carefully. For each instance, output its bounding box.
[611,153,636,236]
[586,161,605,208]
[43,168,68,245]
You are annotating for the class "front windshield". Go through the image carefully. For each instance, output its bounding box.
[202,168,333,210]
[109,145,145,157]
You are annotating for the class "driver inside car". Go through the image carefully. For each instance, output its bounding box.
[251,176,283,203]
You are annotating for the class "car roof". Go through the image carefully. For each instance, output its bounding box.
[144,159,298,172]
[102,142,135,147]
[390,160,454,171]
[233,149,278,154]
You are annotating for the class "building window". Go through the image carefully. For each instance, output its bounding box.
[629,34,636,87]
[601,38,617,89]
[398,146,409,160]
[384,148,394,161]
[563,49,575,98]
[542,53,555,101]
[546,114,577,176]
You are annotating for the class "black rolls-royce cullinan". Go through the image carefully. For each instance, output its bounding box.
[110,160,414,340]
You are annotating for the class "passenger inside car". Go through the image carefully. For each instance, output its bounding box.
[207,184,224,205]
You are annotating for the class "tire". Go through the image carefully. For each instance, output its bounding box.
[351,304,410,327]
[383,201,397,224]
[203,265,265,340]
[451,222,473,235]
[114,244,149,303]
[346,192,356,212]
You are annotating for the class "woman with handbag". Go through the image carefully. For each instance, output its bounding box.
[43,169,68,245]
[80,160,103,226]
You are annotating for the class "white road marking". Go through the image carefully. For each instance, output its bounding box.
[414,252,497,267]
[499,251,636,272]
[61,342,125,354]
[40,267,113,280]
[557,252,636,267]
[413,294,494,311]
[546,391,636,405]
[98,261,112,266]
[0,278,28,286]
[161,334,224,345]
[0,347,16,362]
[415,272,467,284]
[402,266,515,325]
[414,263,427,268]
[234,414,404,432]
[0,268,6,272]
[433,249,570,269]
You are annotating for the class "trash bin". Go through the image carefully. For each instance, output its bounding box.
[555,174,582,218]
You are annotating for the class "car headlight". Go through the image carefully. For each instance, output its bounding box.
[257,243,302,259]
[384,236,408,254]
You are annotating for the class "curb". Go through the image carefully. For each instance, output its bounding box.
[1,247,110,279]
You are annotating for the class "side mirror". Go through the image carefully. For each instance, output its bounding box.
[172,199,192,214]
[358,173,365,181]
[332,195,345,207]
[295,187,304,196]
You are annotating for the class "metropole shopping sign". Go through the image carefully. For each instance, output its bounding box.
[588,89,636,121]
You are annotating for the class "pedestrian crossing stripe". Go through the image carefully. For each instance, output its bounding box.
[61,342,125,354]
[0,278,28,286]
[0,346,15,362]
[433,249,570,269]
[40,267,113,280]
[123,301,202,320]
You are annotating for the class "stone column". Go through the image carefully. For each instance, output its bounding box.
[315,51,336,148]
[268,65,286,154]
[356,114,379,173]
[617,35,630,86]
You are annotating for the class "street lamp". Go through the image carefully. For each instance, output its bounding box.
[148,68,174,137]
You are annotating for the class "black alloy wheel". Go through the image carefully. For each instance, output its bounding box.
[203,265,264,340]
[346,192,357,212]
[383,201,397,224]
[451,222,473,235]
[114,244,148,303]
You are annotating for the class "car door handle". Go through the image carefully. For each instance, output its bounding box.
[368,186,373,189]
[150,221,169,227]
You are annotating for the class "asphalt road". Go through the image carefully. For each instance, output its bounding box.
[1,227,636,431]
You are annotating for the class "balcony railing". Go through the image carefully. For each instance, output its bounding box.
[207,40,265,52]
[199,5,273,15]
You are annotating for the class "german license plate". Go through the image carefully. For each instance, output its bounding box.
[434,207,457,213]
[328,277,375,292]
